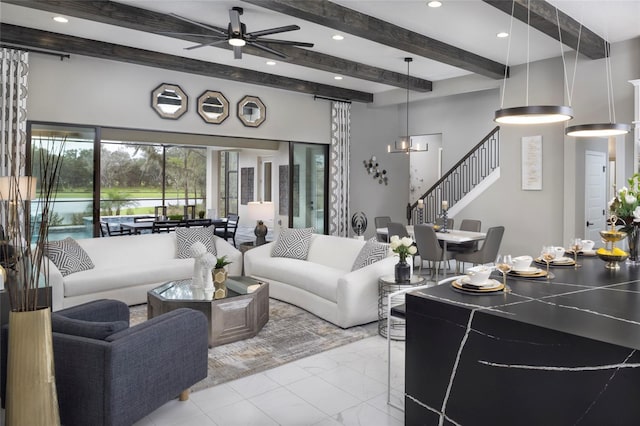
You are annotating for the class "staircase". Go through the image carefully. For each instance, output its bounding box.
[407,126,500,224]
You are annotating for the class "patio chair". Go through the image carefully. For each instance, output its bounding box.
[214,213,239,247]
[99,221,132,237]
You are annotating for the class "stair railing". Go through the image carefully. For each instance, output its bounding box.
[408,126,500,224]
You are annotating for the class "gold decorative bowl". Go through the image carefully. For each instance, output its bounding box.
[596,252,629,269]
[599,230,627,243]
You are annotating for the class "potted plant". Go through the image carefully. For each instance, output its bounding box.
[1,137,65,425]
[212,255,232,299]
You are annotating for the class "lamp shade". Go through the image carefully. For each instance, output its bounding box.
[565,122,631,137]
[494,105,574,125]
[247,201,274,224]
[0,176,37,201]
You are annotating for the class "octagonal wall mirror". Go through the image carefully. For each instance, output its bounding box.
[151,83,188,119]
[197,90,229,124]
[237,95,266,128]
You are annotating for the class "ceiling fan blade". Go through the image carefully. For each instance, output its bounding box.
[185,39,229,50]
[254,38,314,48]
[229,7,242,35]
[247,42,288,59]
[247,25,300,38]
[158,32,226,38]
[233,46,242,59]
[169,13,228,36]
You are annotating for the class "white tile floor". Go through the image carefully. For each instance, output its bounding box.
[134,335,407,426]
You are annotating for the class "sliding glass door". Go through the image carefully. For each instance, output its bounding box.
[291,143,327,233]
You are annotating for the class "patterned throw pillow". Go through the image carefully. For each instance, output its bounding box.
[44,237,95,277]
[351,238,390,271]
[271,227,314,260]
[176,226,217,259]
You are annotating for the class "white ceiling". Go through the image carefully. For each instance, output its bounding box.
[1,0,639,96]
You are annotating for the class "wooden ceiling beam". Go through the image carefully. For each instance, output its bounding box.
[483,0,607,59]
[242,0,507,80]
[0,24,374,102]
[2,0,432,92]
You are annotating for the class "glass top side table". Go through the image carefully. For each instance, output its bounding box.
[378,274,426,340]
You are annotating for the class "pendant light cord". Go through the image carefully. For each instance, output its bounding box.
[499,0,516,109]
[406,58,411,153]
[525,0,530,106]
[556,8,581,107]
[605,39,616,123]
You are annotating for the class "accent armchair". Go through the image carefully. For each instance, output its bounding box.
[1,299,209,426]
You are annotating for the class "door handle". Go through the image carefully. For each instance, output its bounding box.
[586,221,594,227]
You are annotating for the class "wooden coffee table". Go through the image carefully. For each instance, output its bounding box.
[147,276,269,347]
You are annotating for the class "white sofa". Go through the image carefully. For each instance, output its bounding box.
[244,234,396,328]
[45,232,242,311]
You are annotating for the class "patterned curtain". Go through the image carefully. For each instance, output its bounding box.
[329,101,350,237]
[0,48,29,177]
[0,48,29,233]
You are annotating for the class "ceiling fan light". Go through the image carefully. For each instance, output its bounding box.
[228,37,246,47]
[566,123,631,137]
[494,105,573,124]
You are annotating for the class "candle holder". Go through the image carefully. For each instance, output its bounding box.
[441,208,449,233]
[417,200,424,224]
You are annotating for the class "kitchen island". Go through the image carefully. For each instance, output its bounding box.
[404,256,640,425]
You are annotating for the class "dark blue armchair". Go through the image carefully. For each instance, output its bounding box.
[2,299,209,426]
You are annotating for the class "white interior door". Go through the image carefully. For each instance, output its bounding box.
[585,150,607,241]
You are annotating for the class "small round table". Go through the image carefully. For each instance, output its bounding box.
[378,274,426,340]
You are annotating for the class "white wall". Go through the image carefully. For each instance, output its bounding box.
[26,54,330,144]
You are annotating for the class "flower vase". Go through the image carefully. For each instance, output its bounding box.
[627,226,640,265]
[395,259,411,283]
[213,267,228,299]
[6,308,61,426]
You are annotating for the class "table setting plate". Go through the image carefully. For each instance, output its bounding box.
[451,278,504,293]
[534,257,576,267]
[566,249,597,257]
[509,267,546,277]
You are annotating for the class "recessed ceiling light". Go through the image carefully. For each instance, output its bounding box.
[332,34,344,41]
[334,76,343,80]
[266,61,276,66]
[497,32,509,38]
[427,1,442,8]
[53,16,68,23]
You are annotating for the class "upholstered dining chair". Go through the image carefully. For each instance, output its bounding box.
[453,226,505,273]
[413,224,448,280]
[435,217,454,230]
[387,222,410,239]
[374,216,392,242]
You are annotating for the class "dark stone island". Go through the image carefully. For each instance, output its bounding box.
[404,257,640,425]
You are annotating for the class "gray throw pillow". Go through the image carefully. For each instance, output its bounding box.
[352,238,389,271]
[176,226,217,258]
[52,315,128,340]
[44,237,94,277]
[271,227,314,260]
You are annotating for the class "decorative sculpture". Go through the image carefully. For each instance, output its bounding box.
[351,212,368,237]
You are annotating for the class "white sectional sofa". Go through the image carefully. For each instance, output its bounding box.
[45,232,242,311]
[244,234,395,328]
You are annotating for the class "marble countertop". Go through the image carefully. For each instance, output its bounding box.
[410,257,640,350]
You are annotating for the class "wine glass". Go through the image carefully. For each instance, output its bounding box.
[541,246,556,280]
[495,254,512,293]
[570,238,583,269]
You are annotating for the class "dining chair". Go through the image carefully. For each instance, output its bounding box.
[453,226,505,273]
[386,275,464,411]
[151,220,180,233]
[387,222,410,239]
[214,213,239,247]
[374,216,392,242]
[435,217,454,230]
[99,221,132,237]
[447,219,482,264]
[413,224,449,280]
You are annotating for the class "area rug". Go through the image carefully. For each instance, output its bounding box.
[130,299,378,391]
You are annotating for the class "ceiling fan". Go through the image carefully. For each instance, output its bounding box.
[164,6,314,59]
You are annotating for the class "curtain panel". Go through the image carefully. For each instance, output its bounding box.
[329,101,351,237]
[0,48,29,177]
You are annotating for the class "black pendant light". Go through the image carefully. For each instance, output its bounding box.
[494,0,573,125]
[388,57,428,154]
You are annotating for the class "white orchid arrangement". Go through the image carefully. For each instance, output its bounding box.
[609,173,640,231]
[389,235,417,263]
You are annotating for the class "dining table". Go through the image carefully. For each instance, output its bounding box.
[377,225,486,270]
